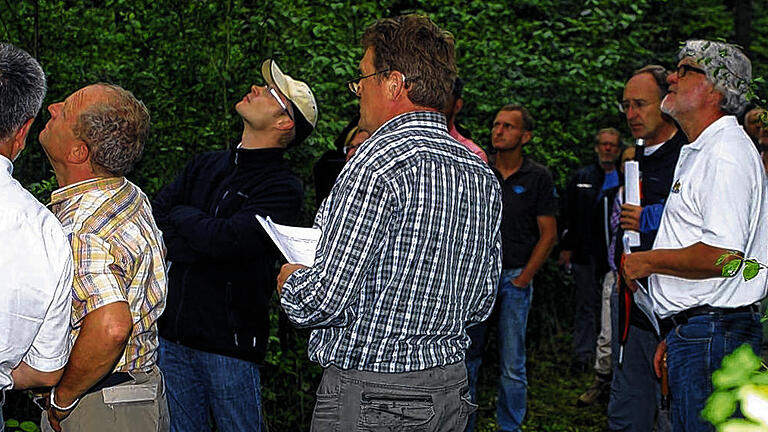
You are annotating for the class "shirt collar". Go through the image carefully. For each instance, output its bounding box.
[372,111,447,138]
[686,115,735,151]
[0,154,12,177]
[50,176,125,206]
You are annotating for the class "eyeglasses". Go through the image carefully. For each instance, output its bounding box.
[267,84,293,121]
[676,64,706,78]
[619,99,651,114]
[346,68,391,96]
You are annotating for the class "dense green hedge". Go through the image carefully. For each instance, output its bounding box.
[3,1,767,430]
[5,0,767,203]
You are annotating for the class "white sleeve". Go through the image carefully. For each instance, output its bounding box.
[21,222,74,372]
[699,155,755,252]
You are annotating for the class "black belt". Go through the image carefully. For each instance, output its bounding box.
[660,304,760,334]
[85,372,133,395]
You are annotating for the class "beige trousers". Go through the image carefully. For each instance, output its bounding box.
[41,366,169,432]
[594,271,616,375]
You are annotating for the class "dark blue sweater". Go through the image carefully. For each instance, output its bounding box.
[153,144,302,363]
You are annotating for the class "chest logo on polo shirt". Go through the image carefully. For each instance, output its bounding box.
[671,180,681,193]
[513,185,526,194]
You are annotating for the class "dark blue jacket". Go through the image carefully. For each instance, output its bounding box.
[561,162,619,276]
[153,144,302,363]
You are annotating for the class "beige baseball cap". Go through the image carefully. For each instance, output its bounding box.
[261,59,318,145]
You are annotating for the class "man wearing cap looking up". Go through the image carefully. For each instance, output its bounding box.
[624,40,768,432]
[153,59,316,431]
[277,15,502,431]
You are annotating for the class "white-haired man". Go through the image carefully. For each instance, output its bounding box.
[625,40,767,432]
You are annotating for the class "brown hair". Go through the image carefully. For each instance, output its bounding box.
[498,104,535,132]
[630,65,670,100]
[74,83,150,176]
[362,14,457,110]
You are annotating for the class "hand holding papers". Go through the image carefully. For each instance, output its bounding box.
[622,236,660,336]
[256,215,320,266]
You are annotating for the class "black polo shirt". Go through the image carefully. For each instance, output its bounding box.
[495,157,558,269]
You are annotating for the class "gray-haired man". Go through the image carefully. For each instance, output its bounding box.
[624,40,767,431]
[0,42,73,431]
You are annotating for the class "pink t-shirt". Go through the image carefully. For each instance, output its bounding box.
[449,124,488,163]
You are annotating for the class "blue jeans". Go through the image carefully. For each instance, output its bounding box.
[158,338,263,432]
[666,310,762,432]
[465,268,531,432]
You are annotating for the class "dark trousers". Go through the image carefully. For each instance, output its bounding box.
[573,261,601,365]
[608,288,670,432]
[311,361,475,431]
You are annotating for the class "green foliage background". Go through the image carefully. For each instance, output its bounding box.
[3,0,768,430]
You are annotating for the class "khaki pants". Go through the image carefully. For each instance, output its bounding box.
[594,271,616,375]
[41,366,169,432]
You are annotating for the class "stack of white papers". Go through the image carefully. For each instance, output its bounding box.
[255,215,320,266]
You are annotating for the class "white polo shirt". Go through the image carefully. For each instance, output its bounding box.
[649,116,768,318]
[0,155,73,398]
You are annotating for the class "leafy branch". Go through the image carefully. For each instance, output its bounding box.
[717,250,768,282]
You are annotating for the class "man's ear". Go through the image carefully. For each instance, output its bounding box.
[521,130,532,146]
[389,71,406,100]
[68,141,90,165]
[9,117,35,159]
[275,116,295,132]
[454,98,464,115]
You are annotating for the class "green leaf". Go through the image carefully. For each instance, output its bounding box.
[5,419,20,428]
[19,421,39,432]
[722,259,743,278]
[702,390,737,426]
[743,260,761,281]
[716,253,730,266]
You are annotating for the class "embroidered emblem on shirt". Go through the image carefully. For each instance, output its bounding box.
[671,180,681,193]
[513,185,526,194]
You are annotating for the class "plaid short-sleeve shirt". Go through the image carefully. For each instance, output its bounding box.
[50,177,167,372]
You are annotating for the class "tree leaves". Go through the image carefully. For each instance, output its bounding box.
[721,258,743,278]
[704,345,768,430]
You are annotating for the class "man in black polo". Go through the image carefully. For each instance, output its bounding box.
[465,104,557,431]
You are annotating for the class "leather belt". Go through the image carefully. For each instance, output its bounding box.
[660,303,760,334]
[85,372,133,395]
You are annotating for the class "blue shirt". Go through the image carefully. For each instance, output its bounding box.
[280,111,503,373]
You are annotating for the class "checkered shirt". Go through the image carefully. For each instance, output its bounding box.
[281,111,502,373]
[50,177,167,372]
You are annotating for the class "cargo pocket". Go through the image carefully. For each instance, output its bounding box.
[359,392,435,431]
[311,390,340,432]
[459,387,478,418]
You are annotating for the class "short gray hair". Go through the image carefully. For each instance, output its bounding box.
[678,40,751,116]
[74,83,150,177]
[0,43,46,140]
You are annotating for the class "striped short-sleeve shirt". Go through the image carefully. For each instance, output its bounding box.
[50,177,167,372]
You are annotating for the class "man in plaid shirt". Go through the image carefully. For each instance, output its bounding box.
[38,83,168,432]
[278,15,502,431]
